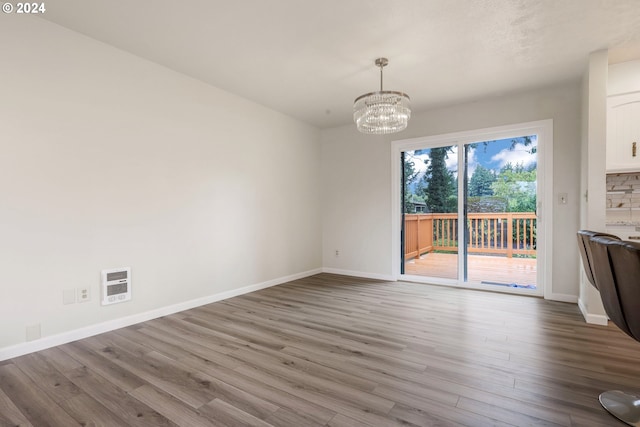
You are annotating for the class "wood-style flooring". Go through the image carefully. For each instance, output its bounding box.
[1,273,639,426]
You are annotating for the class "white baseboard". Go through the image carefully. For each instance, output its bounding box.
[0,268,322,361]
[578,297,609,326]
[545,293,578,303]
[321,267,395,281]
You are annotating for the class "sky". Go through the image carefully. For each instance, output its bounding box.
[406,135,537,180]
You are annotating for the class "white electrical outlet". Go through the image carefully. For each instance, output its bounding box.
[77,287,91,303]
[335,249,340,257]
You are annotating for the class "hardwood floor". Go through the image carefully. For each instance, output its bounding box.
[1,273,639,426]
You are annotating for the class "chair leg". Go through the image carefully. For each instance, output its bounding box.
[599,390,640,426]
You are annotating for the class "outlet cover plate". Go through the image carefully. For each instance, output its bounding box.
[77,287,91,303]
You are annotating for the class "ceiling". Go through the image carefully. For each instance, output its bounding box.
[41,0,640,129]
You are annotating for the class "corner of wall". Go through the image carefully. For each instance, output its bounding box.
[578,296,608,326]
[321,267,395,282]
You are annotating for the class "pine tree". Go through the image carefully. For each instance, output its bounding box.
[421,147,456,213]
[403,154,418,213]
[468,165,496,197]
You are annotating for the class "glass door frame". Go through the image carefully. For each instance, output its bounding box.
[391,120,553,298]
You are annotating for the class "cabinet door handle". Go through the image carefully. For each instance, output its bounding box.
[629,236,640,240]
[634,141,637,157]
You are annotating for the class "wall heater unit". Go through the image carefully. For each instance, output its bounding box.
[101,267,131,305]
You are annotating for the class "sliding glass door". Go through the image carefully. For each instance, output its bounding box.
[402,145,459,281]
[395,121,549,296]
[462,138,537,289]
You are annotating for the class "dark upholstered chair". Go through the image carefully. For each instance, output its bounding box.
[576,230,620,289]
[581,232,640,426]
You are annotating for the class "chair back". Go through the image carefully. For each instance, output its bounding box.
[606,239,640,340]
[588,235,635,338]
[577,230,620,289]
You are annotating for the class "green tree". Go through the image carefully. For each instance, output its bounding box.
[420,147,457,213]
[491,163,536,212]
[402,153,419,213]
[468,165,496,197]
[402,151,422,213]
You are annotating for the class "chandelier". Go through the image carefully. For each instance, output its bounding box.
[353,58,411,135]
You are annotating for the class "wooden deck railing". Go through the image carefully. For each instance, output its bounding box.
[404,212,536,259]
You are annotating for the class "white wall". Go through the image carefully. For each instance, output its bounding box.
[0,18,321,353]
[578,51,608,324]
[321,82,582,298]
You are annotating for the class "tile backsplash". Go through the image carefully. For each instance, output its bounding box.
[606,172,640,224]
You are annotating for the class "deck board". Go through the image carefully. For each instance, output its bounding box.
[405,252,537,287]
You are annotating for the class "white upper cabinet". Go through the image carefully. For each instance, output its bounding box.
[607,92,640,172]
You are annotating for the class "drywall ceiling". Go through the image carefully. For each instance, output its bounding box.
[40,0,640,129]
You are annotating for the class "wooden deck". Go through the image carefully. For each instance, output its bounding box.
[405,252,537,288]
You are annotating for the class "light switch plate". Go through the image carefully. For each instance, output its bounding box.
[63,289,76,305]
